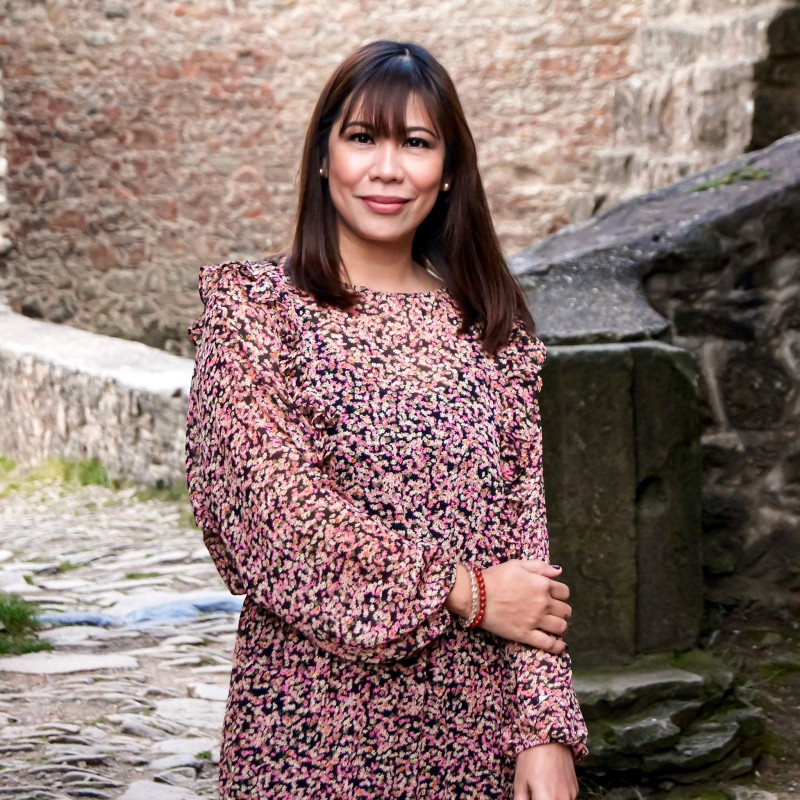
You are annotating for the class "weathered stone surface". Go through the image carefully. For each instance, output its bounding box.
[575,666,705,720]
[642,720,740,772]
[576,652,765,783]
[523,133,800,613]
[540,344,638,665]
[509,247,669,344]
[609,705,682,753]
[118,781,204,800]
[0,652,139,674]
[542,342,702,664]
[0,308,191,485]
[630,342,703,652]
[728,788,779,800]
[0,476,231,798]
[154,699,226,732]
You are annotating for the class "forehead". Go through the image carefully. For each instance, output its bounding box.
[339,88,441,137]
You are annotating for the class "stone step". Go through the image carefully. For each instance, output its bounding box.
[637,8,776,69]
[574,652,765,783]
[574,651,734,722]
[592,148,711,194]
[647,0,778,19]
[605,59,754,153]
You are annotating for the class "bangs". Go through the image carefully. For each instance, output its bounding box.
[339,63,443,141]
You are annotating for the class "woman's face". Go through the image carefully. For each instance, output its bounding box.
[325,94,446,253]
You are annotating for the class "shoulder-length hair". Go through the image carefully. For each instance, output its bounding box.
[288,40,535,355]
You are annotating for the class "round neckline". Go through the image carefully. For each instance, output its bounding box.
[345,282,447,297]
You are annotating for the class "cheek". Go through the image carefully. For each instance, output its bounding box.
[411,158,445,194]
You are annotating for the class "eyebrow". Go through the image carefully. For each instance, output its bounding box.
[341,121,440,139]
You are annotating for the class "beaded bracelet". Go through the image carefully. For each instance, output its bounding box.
[469,565,487,629]
[457,563,487,629]
[458,564,479,628]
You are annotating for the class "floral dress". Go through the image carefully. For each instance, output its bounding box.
[185,258,587,800]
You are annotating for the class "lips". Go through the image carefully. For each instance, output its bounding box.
[359,195,412,214]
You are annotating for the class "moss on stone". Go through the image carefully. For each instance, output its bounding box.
[688,167,772,193]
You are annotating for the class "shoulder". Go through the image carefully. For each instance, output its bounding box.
[494,320,546,382]
[197,255,295,307]
[190,255,302,347]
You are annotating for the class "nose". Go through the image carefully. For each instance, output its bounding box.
[369,140,404,182]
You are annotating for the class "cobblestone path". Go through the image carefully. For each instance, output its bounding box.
[0,477,233,800]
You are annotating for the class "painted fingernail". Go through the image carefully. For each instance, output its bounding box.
[552,564,562,570]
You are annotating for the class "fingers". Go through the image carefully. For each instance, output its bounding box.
[519,560,563,578]
[539,613,569,637]
[548,598,572,622]
[527,629,567,655]
[548,580,570,602]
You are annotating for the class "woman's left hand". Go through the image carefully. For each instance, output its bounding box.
[514,742,579,800]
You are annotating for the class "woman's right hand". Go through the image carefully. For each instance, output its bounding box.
[445,560,571,654]
[481,560,571,653]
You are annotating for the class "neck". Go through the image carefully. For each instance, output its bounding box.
[338,228,428,292]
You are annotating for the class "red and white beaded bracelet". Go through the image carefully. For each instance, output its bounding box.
[458,563,487,629]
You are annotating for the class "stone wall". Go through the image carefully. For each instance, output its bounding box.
[0,0,645,354]
[514,132,800,616]
[4,0,798,355]
[594,0,800,208]
[0,307,192,487]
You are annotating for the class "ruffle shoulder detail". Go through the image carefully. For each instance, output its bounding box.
[189,257,339,457]
[493,320,546,395]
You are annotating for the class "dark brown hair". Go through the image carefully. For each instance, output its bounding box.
[288,40,534,354]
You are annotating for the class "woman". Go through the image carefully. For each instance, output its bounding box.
[186,40,587,800]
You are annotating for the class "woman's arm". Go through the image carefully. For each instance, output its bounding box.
[186,263,460,664]
[492,327,588,762]
[514,743,579,800]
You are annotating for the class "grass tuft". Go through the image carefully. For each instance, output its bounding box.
[0,592,53,655]
[0,456,17,476]
[134,479,190,504]
[688,166,772,193]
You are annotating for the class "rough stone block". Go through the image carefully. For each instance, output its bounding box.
[541,344,638,666]
[541,342,702,665]
[630,342,703,652]
[0,309,192,485]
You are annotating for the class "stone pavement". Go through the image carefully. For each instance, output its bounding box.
[0,477,236,800]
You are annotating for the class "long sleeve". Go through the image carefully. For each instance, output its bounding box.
[185,261,459,665]
[494,325,589,761]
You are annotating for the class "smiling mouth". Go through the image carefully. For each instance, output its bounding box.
[359,196,412,214]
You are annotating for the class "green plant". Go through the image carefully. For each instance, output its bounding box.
[0,592,39,635]
[688,166,772,193]
[125,572,161,580]
[134,479,190,504]
[0,592,52,655]
[73,458,109,487]
[0,456,17,476]
[195,750,213,761]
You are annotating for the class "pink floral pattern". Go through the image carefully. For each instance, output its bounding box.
[186,258,587,800]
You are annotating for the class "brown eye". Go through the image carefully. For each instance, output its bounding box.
[349,132,372,144]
